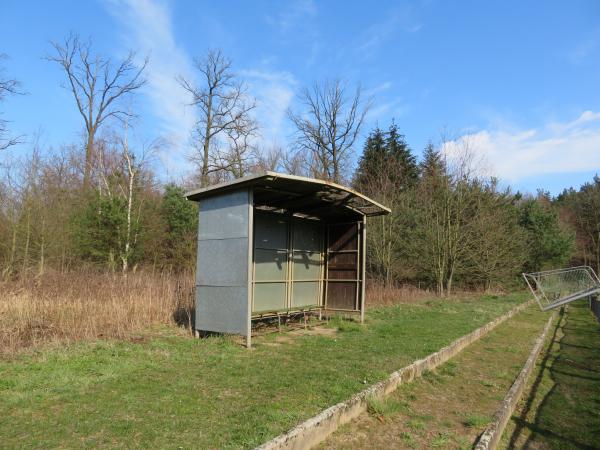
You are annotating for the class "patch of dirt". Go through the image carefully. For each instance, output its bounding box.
[289,327,338,337]
[253,324,338,348]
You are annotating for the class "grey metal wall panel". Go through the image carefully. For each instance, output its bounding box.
[196,238,248,286]
[196,286,249,334]
[194,188,251,336]
[198,190,249,240]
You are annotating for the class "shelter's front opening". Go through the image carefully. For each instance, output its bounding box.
[252,211,324,314]
[325,223,360,311]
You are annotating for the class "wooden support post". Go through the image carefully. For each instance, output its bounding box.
[360,216,367,324]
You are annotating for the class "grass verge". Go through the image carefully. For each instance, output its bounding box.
[320,303,548,449]
[0,293,525,449]
[500,300,600,449]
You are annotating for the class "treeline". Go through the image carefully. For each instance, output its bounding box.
[0,141,198,276]
[0,123,585,294]
[353,125,575,294]
[0,37,594,294]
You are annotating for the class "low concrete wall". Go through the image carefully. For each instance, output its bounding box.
[256,300,533,450]
[474,311,556,450]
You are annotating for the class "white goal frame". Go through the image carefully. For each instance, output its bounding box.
[523,265,600,311]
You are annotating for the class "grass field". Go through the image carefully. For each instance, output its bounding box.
[0,293,525,449]
[320,303,549,449]
[501,300,600,449]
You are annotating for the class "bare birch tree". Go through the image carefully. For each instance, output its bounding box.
[288,79,370,183]
[178,49,256,186]
[47,33,147,189]
[114,126,158,274]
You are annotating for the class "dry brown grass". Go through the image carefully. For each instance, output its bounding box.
[365,280,497,306]
[366,281,434,306]
[0,270,194,355]
[0,272,487,355]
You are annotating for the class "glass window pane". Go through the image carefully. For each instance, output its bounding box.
[254,213,288,249]
[292,251,321,280]
[293,220,321,251]
[253,283,286,312]
[292,282,320,308]
[254,249,287,281]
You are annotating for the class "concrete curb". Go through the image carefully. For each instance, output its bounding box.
[474,310,556,450]
[256,300,533,450]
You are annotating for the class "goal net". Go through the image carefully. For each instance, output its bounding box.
[523,266,600,311]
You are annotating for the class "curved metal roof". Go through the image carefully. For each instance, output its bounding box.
[185,172,391,217]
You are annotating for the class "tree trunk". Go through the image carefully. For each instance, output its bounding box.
[83,129,95,190]
[201,93,213,187]
[22,207,31,274]
[3,223,17,280]
[39,216,45,276]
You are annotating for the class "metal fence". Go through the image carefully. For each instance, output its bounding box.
[523,266,600,311]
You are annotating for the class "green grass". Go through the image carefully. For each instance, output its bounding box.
[431,431,453,447]
[366,396,405,417]
[463,413,490,428]
[326,316,362,332]
[0,293,526,449]
[321,302,549,449]
[501,300,600,449]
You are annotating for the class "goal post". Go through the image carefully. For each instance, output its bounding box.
[523,266,600,311]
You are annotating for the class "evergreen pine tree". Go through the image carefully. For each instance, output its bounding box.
[354,127,386,191]
[385,121,418,187]
[420,141,445,179]
[160,184,198,271]
[354,122,418,193]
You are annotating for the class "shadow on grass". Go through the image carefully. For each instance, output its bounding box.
[172,305,195,329]
[507,302,600,450]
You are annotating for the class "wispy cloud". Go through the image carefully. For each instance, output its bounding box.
[265,0,317,34]
[356,6,422,57]
[568,37,599,64]
[104,0,196,177]
[364,82,408,123]
[264,1,320,68]
[241,69,298,147]
[443,111,600,183]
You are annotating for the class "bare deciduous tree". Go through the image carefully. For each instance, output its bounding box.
[0,54,23,150]
[211,114,259,180]
[254,144,283,173]
[288,79,370,183]
[47,33,147,189]
[178,49,256,186]
[118,129,158,274]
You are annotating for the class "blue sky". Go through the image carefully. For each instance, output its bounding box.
[1,0,600,193]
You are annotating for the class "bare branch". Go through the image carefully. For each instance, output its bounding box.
[46,33,148,188]
[177,49,257,186]
[288,79,370,183]
[0,54,25,150]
